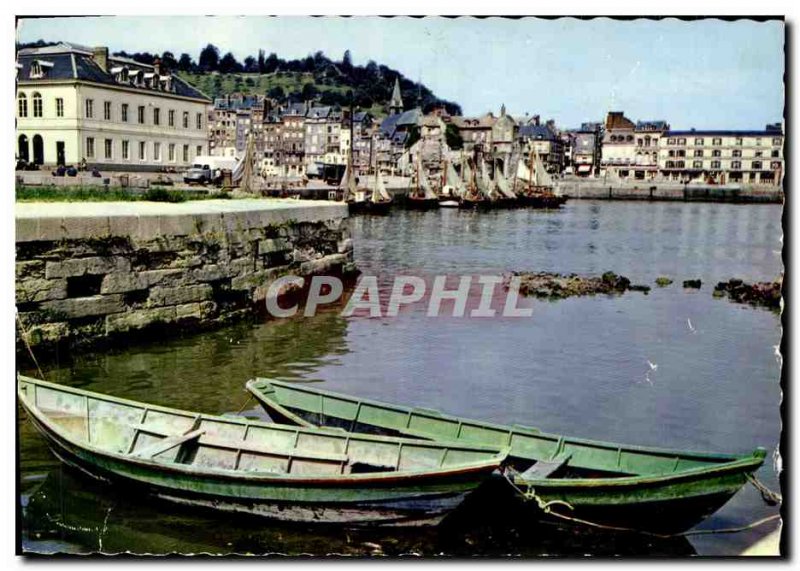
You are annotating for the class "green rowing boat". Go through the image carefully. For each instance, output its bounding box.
[246,378,767,533]
[18,376,507,527]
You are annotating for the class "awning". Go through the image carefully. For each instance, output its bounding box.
[577,165,591,173]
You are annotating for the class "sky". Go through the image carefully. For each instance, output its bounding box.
[17,16,784,129]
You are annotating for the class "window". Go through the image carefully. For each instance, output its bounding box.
[121,104,128,122]
[168,143,175,162]
[183,111,189,128]
[56,98,64,117]
[692,161,702,169]
[138,141,146,161]
[17,93,27,117]
[168,109,175,127]
[755,151,763,158]
[711,160,721,169]
[86,137,95,158]
[732,149,742,158]
[667,138,676,145]
[772,150,780,158]
[677,138,686,145]
[196,145,203,157]
[731,161,742,170]
[183,144,189,162]
[771,161,782,170]
[138,106,145,124]
[755,138,762,146]
[712,150,721,157]
[104,101,112,121]
[751,161,762,170]
[32,92,43,117]
[104,138,113,159]
[712,137,722,145]
[196,113,203,129]
[85,99,94,118]
[153,108,160,125]
[694,138,704,145]
[122,140,129,160]
[153,142,161,161]
[693,150,703,157]
[735,137,743,146]
[772,137,782,146]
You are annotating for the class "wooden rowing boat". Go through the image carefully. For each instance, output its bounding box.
[17,376,507,527]
[246,378,767,533]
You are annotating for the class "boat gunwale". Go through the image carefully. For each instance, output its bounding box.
[18,376,507,486]
[246,378,767,487]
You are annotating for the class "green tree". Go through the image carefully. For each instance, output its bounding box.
[445,123,463,150]
[198,44,220,71]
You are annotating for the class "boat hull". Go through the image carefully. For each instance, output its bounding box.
[404,197,440,210]
[349,200,392,215]
[247,379,767,533]
[25,413,492,527]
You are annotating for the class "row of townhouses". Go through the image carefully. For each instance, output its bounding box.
[16,43,784,187]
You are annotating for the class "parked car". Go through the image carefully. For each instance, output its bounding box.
[183,165,212,185]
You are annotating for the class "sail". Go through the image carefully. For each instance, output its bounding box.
[445,161,466,198]
[234,135,256,193]
[372,169,392,203]
[516,158,532,183]
[419,171,438,199]
[495,168,517,199]
[533,151,554,187]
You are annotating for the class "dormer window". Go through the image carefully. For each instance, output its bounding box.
[29,59,54,79]
[111,66,130,83]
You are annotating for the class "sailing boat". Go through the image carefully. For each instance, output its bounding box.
[492,164,519,208]
[459,155,491,210]
[439,155,462,208]
[406,148,439,210]
[516,144,567,208]
[366,166,393,214]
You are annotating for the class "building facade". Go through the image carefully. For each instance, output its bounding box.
[16,42,211,171]
[658,125,784,185]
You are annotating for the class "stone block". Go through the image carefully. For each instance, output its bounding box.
[45,256,130,279]
[100,269,183,294]
[299,254,348,276]
[337,238,354,254]
[16,278,68,303]
[258,238,290,255]
[16,260,45,280]
[105,306,176,334]
[192,264,235,283]
[149,284,213,307]
[26,322,70,346]
[175,302,202,320]
[40,294,125,319]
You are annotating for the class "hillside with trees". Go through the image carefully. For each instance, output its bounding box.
[17,41,462,118]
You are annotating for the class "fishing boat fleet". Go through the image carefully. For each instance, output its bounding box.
[18,374,766,531]
[340,138,568,214]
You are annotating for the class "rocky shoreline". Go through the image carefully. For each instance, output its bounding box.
[713,278,782,310]
[507,271,651,300]
[507,271,781,310]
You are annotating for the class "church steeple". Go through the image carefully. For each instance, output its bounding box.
[389,76,404,116]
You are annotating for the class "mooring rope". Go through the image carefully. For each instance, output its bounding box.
[15,309,46,381]
[234,393,255,415]
[502,470,781,539]
[747,474,783,506]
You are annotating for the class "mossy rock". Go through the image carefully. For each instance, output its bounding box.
[655,277,673,287]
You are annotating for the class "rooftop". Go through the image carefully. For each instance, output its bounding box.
[17,42,209,102]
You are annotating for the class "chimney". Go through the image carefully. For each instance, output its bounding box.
[92,46,109,72]
[533,115,540,126]
[153,57,162,76]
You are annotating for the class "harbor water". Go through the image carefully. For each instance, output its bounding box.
[18,200,783,556]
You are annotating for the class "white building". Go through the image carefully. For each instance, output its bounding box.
[16,42,211,171]
[658,126,784,185]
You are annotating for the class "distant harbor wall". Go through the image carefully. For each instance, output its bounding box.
[15,199,354,354]
[558,180,783,203]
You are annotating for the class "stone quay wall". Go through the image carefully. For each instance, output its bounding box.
[558,179,783,203]
[15,200,354,353]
